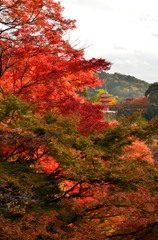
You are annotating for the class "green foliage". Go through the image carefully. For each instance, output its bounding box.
[0,95,158,239]
[88,88,105,102]
[34,127,47,136]
[0,161,61,218]
[145,82,158,104]
[1,0,158,237]
[97,72,149,99]
[143,104,158,120]
[0,94,32,122]
[45,113,57,124]
[144,83,158,120]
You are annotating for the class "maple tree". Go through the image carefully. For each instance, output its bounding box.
[0,1,158,240]
[1,96,158,239]
[0,0,110,113]
[111,96,149,118]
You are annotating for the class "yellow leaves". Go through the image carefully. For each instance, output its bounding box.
[7,201,26,215]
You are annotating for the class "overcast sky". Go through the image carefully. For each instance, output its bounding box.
[61,0,158,83]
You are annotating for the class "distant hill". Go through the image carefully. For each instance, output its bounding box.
[96,72,150,99]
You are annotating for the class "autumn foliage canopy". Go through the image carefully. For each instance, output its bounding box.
[0,1,158,240]
[0,0,110,110]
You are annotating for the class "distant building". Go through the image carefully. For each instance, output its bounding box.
[100,93,117,121]
[100,93,112,111]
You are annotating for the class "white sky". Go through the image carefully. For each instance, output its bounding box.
[60,0,158,83]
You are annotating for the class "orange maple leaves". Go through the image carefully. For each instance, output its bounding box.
[0,0,111,114]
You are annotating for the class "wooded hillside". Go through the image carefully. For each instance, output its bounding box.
[98,72,149,98]
[0,1,158,239]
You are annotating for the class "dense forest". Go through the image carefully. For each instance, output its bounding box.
[87,72,150,99]
[0,1,158,240]
[99,72,150,98]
